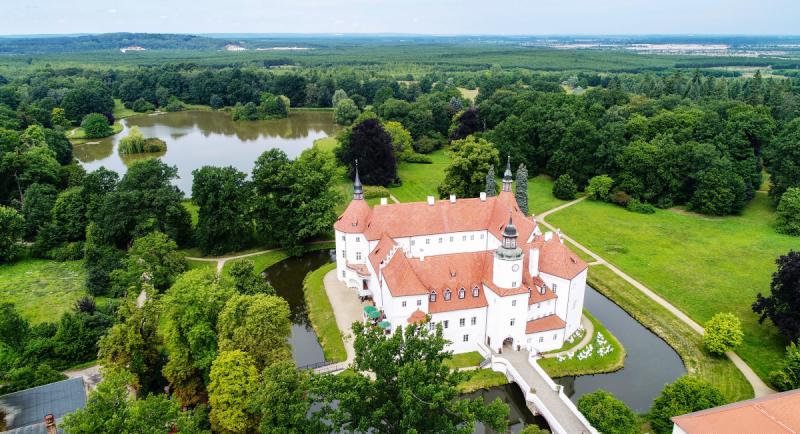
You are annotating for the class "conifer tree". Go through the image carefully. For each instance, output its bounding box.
[485,166,497,197]
[515,164,528,215]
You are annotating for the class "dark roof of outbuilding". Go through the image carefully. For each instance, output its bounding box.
[0,377,86,432]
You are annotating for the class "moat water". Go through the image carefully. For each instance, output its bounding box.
[73,110,339,194]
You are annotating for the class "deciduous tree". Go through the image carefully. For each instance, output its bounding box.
[753,250,800,341]
[703,312,744,355]
[80,113,113,139]
[208,350,260,434]
[0,206,24,263]
[110,231,187,296]
[552,174,577,200]
[192,166,252,255]
[340,118,396,186]
[776,187,800,236]
[577,390,637,434]
[438,136,499,199]
[228,259,275,295]
[217,293,291,370]
[649,376,725,434]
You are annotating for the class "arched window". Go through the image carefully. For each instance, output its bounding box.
[472,286,479,297]
[429,291,437,302]
[444,289,452,301]
[458,287,465,299]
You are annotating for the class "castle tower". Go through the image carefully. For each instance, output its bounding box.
[502,155,513,193]
[493,213,523,288]
[353,160,363,200]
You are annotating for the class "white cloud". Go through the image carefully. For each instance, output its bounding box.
[108,8,117,14]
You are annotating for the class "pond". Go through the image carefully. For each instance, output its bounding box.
[466,383,550,433]
[261,249,334,368]
[73,110,340,194]
[555,285,686,413]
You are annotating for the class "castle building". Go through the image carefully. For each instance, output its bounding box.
[333,160,588,354]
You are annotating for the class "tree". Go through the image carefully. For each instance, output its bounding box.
[51,107,71,129]
[21,183,57,238]
[340,118,397,186]
[253,360,320,434]
[0,206,24,263]
[703,312,744,355]
[776,187,800,236]
[485,166,497,197]
[383,120,413,159]
[217,293,291,370]
[331,89,348,107]
[61,83,114,122]
[450,108,482,141]
[110,231,187,296]
[688,163,747,216]
[192,166,252,255]
[228,259,275,295]
[162,269,235,406]
[98,297,163,393]
[586,175,614,201]
[0,303,29,350]
[577,390,638,434]
[764,118,800,201]
[552,174,577,200]
[208,350,260,434]
[334,98,360,125]
[515,164,529,215]
[438,136,500,199]
[314,321,508,433]
[753,251,800,341]
[769,340,800,391]
[80,113,113,139]
[519,425,549,434]
[649,376,725,434]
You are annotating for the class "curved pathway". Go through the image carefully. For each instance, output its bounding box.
[185,240,333,274]
[536,197,775,397]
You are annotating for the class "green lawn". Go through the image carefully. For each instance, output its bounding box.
[0,259,87,323]
[302,262,347,362]
[181,200,199,228]
[527,175,569,215]
[444,351,484,369]
[539,310,625,378]
[113,98,136,119]
[457,369,509,393]
[546,193,792,384]
[587,265,753,402]
[389,149,450,202]
[186,259,215,271]
[69,122,123,144]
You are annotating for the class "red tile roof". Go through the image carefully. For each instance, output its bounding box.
[379,249,429,297]
[407,309,428,324]
[671,388,800,434]
[526,315,567,334]
[336,191,537,242]
[531,235,588,280]
[346,263,371,277]
[368,233,398,277]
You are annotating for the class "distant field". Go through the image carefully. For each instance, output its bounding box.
[457,87,479,102]
[0,259,87,323]
[547,193,795,382]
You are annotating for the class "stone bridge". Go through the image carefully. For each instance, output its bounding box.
[477,343,597,434]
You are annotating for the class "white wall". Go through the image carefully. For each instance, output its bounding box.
[484,286,529,353]
[526,327,566,353]
[430,307,488,353]
[383,293,428,327]
[390,230,496,258]
[527,298,557,321]
[493,255,523,288]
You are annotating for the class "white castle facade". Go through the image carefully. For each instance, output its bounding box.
[334,162,588,354]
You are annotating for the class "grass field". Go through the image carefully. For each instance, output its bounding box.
[113,98,136,119]
[457,87,479,102]
[302,262,348,362]
[0,259,87,323]
[444,351,484,369]
[587,265,753,402]
[546,193,793,384]
[457,369,509,393]
[539,310,625,378]
[69,122,123,144]
[389,149,450,202]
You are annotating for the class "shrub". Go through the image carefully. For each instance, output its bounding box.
[703,312,744,355]
[610,190,632,206]
[577,390,638,434]
[164,97,185,112]
[362,185,391,199]
[210,94,224,109]
[402,153,433,164]
[776,187,800,236]
[626,199,656,214]
[132,98,155,113]
[48,241,84,261]
[768,341,800,391]
[119,127,166,154]
[586,175,614,201]
[552,174,577,200]
[0,205,24,263]
[80,113,112,138]
[334,98,360,125]
[650,376,726,434]
[413,135,442,154]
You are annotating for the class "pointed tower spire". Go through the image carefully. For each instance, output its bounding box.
[502,212,518,249]
[502,154,513,192]
[353,159,363,200]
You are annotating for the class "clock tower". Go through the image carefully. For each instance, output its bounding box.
[493,214,524,288]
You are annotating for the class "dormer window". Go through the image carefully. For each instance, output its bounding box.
[472,286,479,297]
[552,284,558,293]
[539,286,546,295]
[444,289,452,301]
[458,288,465,299]
[429,291,436,302]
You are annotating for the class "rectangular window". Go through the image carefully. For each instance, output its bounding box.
[438,237,443,244]
[411,239,415,246]
[512,281,517,287]
[356,236,360,242]
[539,337,544,343]
[462,235,467,241]
[510,319,515,326]
[342,271,346,278]
[417,299,422,306]
[444,320,449,329]
[426,238,430,245]
[463,334,469,342]
[341,235,345,241]
[512,300,517,307]
[480,234,485,239]
[459,318,465,327]
[553,334,558,341]
[342,250,346,258]
[470,235,475,240]
[402,301,407,307]
[552,284,557,293]
[449,236,454,242]
[536,303,541,309]
[355,252,362,260]
[471,316,477,326]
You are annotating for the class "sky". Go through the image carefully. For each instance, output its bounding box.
[1,0,798,36]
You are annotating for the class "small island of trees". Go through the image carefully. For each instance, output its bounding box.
[118,126,167,155]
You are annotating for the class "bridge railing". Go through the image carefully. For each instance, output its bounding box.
[529,356,598,434]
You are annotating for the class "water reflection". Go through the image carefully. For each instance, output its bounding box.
[73,110,340,194]
[466,383,549,433]
[555,286,686,412]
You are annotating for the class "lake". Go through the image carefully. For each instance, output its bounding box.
[73,110,340,194]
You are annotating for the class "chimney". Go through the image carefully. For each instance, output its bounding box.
[556,228,562,242]
[427,196,435,206]
[380,197,388,205]
[480,192,487,201]
[45,414,57,434]
[544,231,553,242]
[449,194,456,203]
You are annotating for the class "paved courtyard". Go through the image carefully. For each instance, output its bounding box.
[323,269,369,364]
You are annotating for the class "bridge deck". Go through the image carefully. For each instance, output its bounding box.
[497,349,594,434]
